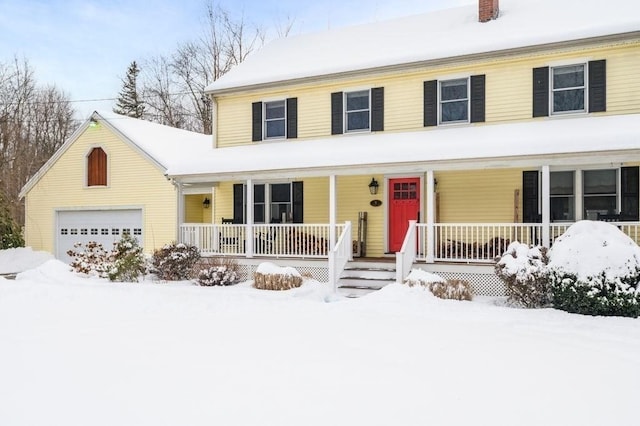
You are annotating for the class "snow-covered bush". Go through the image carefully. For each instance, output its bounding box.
[67,241,112,278]
[151,242,200,281]
[253,262,302,290]
[547,221,640,318]
[108,234,146,282]
[197,257,239,286]
[495,242,550,308]
[404,269,472,300]
[430,279,473,301]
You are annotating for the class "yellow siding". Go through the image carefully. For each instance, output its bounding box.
[24,123,177,254]
[185,195,212,223]
[216,41,640,147]
[436,169,524,223]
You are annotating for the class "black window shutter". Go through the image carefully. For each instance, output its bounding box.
[423,80,437,127]
[233,183,245,224]
[532,67,549,117]
[331,92,343,135]
[621,166,639,221]
[371,87,384,131]
[470,74,486,123]
[286,97,297,139]
[292,181,304,223]
[588,60,606,113]
[252,102,262,141]
[522,171,540,223]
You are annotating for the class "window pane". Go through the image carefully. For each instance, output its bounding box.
[265,101,285,119]
[266,120,285,138]
[441,101,468,122]
[347,111,369,131]
[254,204,265,223]
[553,65,584,89]
[271,183,291,203]
[551,196,575,221]
[584,170,616,194]
[551,171,574,195]
[553,89,584,112]
[346,91,369,111]
[254,184,265,203]
[441,79,467,101]
[270,204,291,223]
[584,196,617,216]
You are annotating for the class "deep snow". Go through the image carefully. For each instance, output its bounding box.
[1,247,640,426]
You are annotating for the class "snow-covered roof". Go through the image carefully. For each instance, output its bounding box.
[206,0,640,93]
[167,113,640,182]
[20,112,211,198]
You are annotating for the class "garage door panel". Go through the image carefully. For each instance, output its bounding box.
[57,209,143,263]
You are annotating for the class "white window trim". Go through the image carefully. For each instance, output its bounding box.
[438,77,470,125]
[263,100,287,140]
[343,89,371,133]
[550,63,588,116]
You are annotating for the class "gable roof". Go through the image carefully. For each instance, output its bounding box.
[167,113,640,182]
[206,0,640,93]
[19,111,211,198]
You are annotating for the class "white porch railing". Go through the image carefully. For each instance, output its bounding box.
[180,223,345,258]
[396,220,417,284]
[329,221,352,291]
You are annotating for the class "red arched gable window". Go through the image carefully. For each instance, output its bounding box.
[87,147,107,186]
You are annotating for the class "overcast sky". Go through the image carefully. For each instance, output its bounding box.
[1,0,472,119]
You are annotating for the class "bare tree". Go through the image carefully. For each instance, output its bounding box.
[0,57,76,229]
[140,1,264,134]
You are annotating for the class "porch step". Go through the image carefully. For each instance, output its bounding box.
[0,273,17,280]
[338,262,396,298]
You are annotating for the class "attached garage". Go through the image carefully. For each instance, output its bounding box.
[57,209,143,263]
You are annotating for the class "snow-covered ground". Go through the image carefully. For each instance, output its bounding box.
[1,247,639,425]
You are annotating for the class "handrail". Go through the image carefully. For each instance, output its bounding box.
[329,221,352,292]
[396,220,417,284]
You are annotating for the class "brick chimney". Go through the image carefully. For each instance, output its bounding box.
[479,0,499,22]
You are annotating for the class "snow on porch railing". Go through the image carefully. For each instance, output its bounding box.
[396,220,417,284]
[329,221,352,291]
[417,223,544,263]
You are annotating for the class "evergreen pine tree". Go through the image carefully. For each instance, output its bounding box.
[0,191,24,249]
[113,61,145,118]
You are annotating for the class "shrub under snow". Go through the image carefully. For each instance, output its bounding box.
[495,242,550,308]
[151,242,200,281]
[197,257,240,286]
[404,269,472,301]
[547,220,640,318]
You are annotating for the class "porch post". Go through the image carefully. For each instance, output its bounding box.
[329,174,337,292]
[426,170,435,263]
[246,179,254,258]
[541,165,550,248]
[176,182,184,244]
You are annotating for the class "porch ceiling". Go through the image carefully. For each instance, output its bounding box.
[168,114,640,184]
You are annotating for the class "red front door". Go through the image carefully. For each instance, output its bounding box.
[388,178,420,252]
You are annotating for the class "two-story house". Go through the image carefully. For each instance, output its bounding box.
[170,0,639,293]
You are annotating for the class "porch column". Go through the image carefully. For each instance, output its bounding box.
[329,174,337,250]
[176,183,184,244]
[541,165,550,248]
[426,170,435,263]
[246,178,254,258]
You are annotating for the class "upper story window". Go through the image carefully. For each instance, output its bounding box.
[533,60,606,118]
[345,90,370,132]
[87,147,107,186]
[424,75,485,127]
[264,100,286,139]
[551,64,585,114]
[440,78,469,124]
[331,87,384,135]
[252,98,297,142]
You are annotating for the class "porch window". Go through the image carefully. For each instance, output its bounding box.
[264,100,286,139]
[252,183,292,223]
[440,78,469,123]
[584,169,617,219]
[550,171,575,221]
[552,64,585,114]
[345,90,370,132]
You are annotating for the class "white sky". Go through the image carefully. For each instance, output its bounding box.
[0,0,471,120]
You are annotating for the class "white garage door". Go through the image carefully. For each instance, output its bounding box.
[57,209,143,264]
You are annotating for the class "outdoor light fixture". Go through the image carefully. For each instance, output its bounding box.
[89,117,99,127]
[368,178,379,195]
[203,197,211,208]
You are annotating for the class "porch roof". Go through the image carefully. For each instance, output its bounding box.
[167,113,640,183]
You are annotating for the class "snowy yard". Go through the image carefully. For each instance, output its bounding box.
[1,256,640,426]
